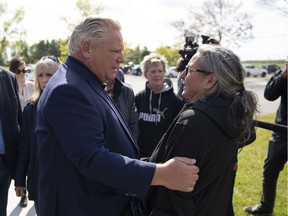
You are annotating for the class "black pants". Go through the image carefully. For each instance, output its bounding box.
[260,135,287,211]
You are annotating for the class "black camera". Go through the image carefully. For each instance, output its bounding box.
[177,34,214,72]
[178,32,199,72]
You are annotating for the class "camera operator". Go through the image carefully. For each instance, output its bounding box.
[176,34,219,97]
[244,58,287,216]
[176,57,185,97]
[176,32,199,97]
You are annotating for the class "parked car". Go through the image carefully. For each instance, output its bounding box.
[25,64,35,81]
[165,66,178,78]
[121,65,132,74]
[130,64,142,76]
[262,64,281,74]
[244,65,267,77]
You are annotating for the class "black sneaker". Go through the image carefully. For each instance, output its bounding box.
[19,195,28,208]
[243,204,273,216]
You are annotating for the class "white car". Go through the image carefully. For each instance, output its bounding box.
[244,65,267,77]
[165,66,178,78]
[25,64,35,81]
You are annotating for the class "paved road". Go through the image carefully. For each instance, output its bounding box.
[7,73,279,216]
[125,73,279,115]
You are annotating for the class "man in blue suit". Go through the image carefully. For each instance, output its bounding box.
[36,17,199,216]
[0,67,21,216]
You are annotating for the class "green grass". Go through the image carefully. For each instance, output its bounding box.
[233,114,287,216]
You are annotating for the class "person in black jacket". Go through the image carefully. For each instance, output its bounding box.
[105,75,139,141]
[14,56,61,214]
[0,67,21,216]
[244,60,287,216]
[135,53,185,158]
[146,44,258,216]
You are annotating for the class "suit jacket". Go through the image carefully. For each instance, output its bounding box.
[0,67,21,179]
[36,56,155,216]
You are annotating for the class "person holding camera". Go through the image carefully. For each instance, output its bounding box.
[244,58,287,216]
[177,35,219,97]
[176,57,186,97]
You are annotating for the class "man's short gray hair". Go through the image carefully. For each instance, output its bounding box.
[68,17,121,55]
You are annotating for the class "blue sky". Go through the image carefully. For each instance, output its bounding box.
[5,0,288,61]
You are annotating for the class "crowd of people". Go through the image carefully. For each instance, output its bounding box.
[0,16,286,216]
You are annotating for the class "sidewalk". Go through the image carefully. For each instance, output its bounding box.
[7,181,36,216]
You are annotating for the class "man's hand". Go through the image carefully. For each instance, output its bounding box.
[151,157,199,192]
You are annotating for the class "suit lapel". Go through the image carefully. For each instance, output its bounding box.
[87,79,139,152]
[63,57,139,153]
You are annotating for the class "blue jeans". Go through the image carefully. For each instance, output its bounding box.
[0,160,12,216]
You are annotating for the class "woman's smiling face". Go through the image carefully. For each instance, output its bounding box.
[180,53,216,102]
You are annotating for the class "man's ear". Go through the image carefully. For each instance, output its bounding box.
[205,74,217,90]
[81,41,91,58]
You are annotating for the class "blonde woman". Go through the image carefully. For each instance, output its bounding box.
[135,53,185,158]
[14,56,61,214]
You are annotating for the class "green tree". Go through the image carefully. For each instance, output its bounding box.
[59,38,69,63]
[155,46,180,66]
[140,46,150,61]
[10,40,30,62]
[0,2,25,64]
[134,45,141,64]
[28,40,60,63]
[61,0,105,31]
[123,42,135,64]
[60,0,105,60]
[172,0,253,48]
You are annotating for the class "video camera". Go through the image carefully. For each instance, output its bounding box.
[177,33,212,72]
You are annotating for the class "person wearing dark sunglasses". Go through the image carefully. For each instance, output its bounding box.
[9,57,34,208]
[9,57,34,112]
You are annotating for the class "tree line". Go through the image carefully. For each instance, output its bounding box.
[1,0,284,66]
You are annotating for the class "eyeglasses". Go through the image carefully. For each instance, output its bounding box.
[184,66,214,76]
[41,55,61,63]
[15,69,27,74]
